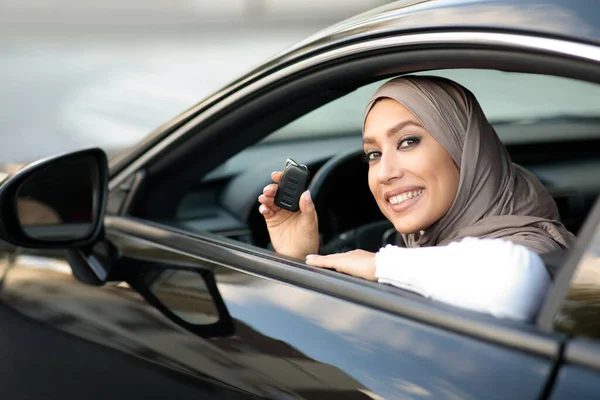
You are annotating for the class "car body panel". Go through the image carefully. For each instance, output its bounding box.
[549,365,600,399]
[0,228,555,399]
[0,297,255,400]
[281,0,600,62]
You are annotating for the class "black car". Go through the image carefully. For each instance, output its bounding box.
[1,0,600,398]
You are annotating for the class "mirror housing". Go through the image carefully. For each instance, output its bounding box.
[0,148,108,249]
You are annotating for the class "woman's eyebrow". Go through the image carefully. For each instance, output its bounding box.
[363,120,423,145]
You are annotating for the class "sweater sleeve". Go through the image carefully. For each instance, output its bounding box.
[374,237,551,322]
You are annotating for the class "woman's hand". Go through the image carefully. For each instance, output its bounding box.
[258,171,319,259]
[305,250,377,281]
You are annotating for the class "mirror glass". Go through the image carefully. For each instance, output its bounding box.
[16,157,97,241]
[150,270,220,324]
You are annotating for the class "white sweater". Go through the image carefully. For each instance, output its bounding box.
[374,237,551,322]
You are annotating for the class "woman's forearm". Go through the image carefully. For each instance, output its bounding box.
[374,237,551,322]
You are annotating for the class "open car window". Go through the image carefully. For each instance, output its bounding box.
[121,55,600,329]
[162,69,600,250]
[131,67,600,293]
[184,69,599,247]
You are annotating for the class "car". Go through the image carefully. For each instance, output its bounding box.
[1,0,600,398]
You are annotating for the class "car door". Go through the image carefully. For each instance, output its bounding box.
[0,138,567,398]
[1,209,561,399]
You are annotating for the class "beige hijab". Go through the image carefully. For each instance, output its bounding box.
[363,76,575,254]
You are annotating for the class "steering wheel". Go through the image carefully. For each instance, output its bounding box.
[308,148,399,254]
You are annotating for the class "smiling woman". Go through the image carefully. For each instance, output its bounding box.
[363,97,460,235]
[258,75,576,322]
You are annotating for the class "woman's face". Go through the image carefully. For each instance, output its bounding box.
[363,98,460,234]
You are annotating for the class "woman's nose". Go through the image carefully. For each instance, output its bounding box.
[377,152,403,183]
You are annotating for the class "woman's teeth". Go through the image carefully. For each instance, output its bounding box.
[389,189,423,205]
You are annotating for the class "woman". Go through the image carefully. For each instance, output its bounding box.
[257,76,575,322]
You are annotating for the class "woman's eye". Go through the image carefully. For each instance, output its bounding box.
[363,151,381,163]
[397,136,421,149]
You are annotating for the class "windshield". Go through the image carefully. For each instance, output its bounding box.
[267,69,600,143]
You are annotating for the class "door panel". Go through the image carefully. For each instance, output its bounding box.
[549,338,600,399]
[1,231,556,400]
[0,302,253,400]
[549,365,600,399]
[208,267,551,400]
[0,253,255,400]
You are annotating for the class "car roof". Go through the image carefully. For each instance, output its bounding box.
[260,0,598,74]
[308,0,599,45]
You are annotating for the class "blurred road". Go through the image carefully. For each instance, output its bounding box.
[0,0,389,164]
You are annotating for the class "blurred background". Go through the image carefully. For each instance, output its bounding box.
[0,0,391,165]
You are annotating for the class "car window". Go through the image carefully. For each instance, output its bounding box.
[136,66,598,244]
[266,69,600,144]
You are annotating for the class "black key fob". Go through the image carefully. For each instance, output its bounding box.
[274,158,310,212]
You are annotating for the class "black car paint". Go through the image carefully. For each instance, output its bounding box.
[0,227,554,399]
[549,365,600,399]
[1,0,600,398]
[0,301,253,399]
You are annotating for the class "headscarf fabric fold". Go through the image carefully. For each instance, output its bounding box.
[363,75,575,254]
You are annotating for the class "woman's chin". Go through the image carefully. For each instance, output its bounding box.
[392,220,426,236]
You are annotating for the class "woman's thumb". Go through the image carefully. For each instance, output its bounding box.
[299,190,316,216]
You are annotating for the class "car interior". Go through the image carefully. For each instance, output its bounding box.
[116,49,600,279]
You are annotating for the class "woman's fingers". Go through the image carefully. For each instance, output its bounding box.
[258,204,275,217]
[258,200,281,216]
[258,175,284,217]
[263,183,278,197]
[271,171,283,183]
[258,194,282,211]
[258,194,274,206]
[306,250,377,281]
[305,254,340,270]
[261,182,284,210]
[261,171,283,199]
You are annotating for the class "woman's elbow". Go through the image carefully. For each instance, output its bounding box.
[488,243,552,322]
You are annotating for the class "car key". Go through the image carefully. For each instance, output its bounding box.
[274,158,310,212]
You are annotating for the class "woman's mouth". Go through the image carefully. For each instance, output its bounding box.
[388,189,424,205]
[385,189,425,213]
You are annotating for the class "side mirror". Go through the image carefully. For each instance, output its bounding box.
[0,148,108,248]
